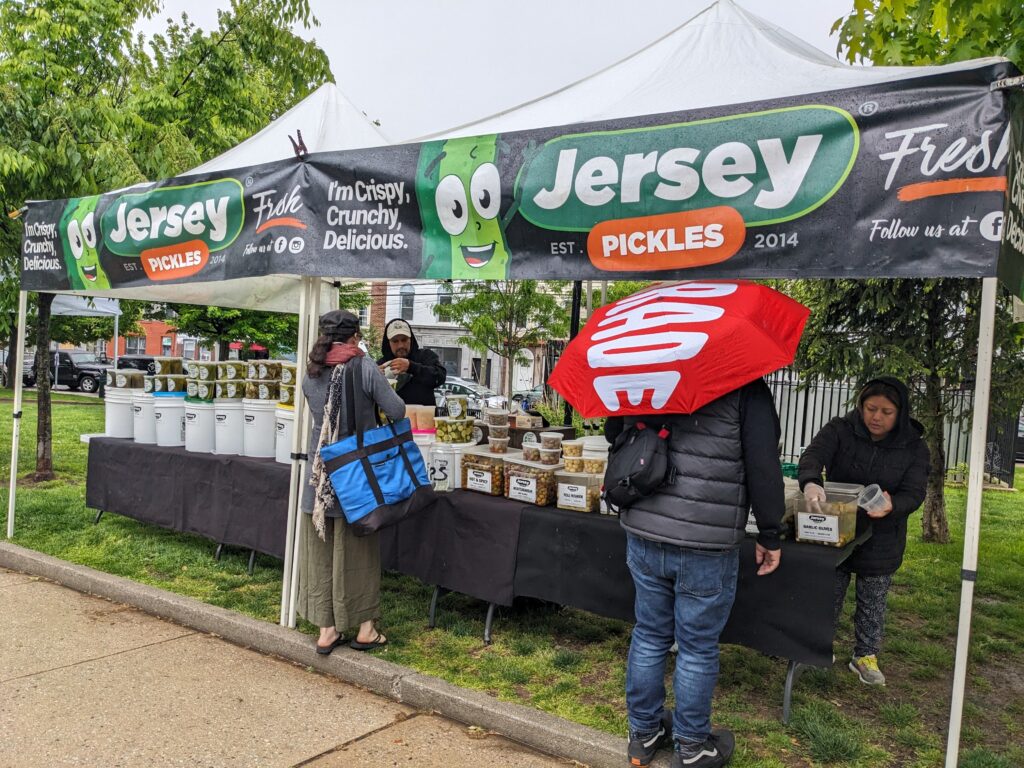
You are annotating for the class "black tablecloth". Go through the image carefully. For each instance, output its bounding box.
[515,503,851,666]
[86,437,291,558]
[380,490,525,606]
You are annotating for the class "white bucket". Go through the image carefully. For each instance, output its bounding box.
[104,388,135,439]
[185,401,216,453]
[153,395,186,447]
[131,392,156,444]
[275,407,294,465]
[214,400,244,455]
[243,398,276,458]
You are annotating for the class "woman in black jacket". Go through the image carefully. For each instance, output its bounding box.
[798,377,929,686]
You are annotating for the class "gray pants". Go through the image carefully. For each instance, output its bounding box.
[833,569,893,658]
[297,513,381,631]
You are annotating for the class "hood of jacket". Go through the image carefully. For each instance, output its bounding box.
[844,376,923,448]
[380,319,421,362]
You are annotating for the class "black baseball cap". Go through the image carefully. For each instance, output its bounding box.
[319,309,360,336]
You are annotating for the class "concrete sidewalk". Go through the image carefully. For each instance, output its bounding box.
[0,565,574,768]
[0,544,654,768]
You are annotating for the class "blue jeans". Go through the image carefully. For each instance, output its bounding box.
[625,533,739,744]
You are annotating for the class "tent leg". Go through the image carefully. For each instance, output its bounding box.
[6,291,29,539]
[944,277,997,768]
[563,281,583,426]
[279,276,314,626]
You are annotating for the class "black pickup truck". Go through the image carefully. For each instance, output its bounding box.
[23,350,110,394]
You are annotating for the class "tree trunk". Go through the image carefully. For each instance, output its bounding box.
[218,339,229,360]
[506,351,516,402]
[920,370,949,543]
[34,293,55,482]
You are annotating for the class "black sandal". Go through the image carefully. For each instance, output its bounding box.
[315,633,345,655]
[348,630,387,651]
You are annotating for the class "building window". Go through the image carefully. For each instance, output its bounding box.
[434,282,453,318]
[400,284,415,321]
[358,306,369,327]
[426,346,461,377]
[182,339,196,359]
[161,336,173,355]
[125,336,145,355]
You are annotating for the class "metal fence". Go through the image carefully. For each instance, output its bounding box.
[765,370,1019,488]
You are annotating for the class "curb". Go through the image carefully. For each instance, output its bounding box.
[0,542,631,768]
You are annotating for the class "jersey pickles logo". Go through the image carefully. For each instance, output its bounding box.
[516,105,859,271]
[101,179,245,281]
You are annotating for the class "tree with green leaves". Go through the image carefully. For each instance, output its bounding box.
[434,281,568,398]
[799,1,1024,543]
[0,0,331,478]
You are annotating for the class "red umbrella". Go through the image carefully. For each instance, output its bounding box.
[548,280,809,417]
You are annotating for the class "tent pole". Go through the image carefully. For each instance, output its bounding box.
[944,276,997,768]
[6,291,29,539]
[563,280,583,426]
[279,277,312,626]
[112,305,120,370]
[286,277,323,627]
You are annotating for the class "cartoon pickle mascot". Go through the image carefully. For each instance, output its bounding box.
[59,196,110,289]
[416,134,511,279]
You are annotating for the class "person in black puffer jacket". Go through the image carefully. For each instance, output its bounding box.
[798,376,929,687]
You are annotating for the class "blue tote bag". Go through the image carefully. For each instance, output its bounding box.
[318,363,435,536]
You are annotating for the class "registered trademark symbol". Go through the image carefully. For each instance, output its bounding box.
[245,176,254,187]
[859,101,879,117]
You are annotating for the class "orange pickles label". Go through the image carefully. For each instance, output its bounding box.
[586,206,745,271]
[140,240,210,281]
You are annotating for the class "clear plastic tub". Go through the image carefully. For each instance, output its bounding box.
[564,457,585,473]
[582,456,607,475]
[488,424,509,439]
[522,444,541,462]
[555,470,601,512]
[484,407,510,426]
[561,439,584,457]
[488,436,510,453]
[538,446,562,466]
[434,417,474,443]
[504,457,559,506]
[539,431,564,449]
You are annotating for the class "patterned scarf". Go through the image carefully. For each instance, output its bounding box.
[310,344,363,540]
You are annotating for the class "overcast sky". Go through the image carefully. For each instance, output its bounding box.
[139,0,854,138]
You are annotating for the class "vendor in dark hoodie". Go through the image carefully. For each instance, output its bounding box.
[798,377,929,687]
[377,319,447,406]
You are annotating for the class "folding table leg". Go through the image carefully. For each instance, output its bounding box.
[483,602,496,645]
[247,550,257,576]
[93,510,104,524]
[428,586,446,628]
[214,543,224,561]
[782,660,806,724]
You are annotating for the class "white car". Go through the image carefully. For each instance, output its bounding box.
[435,377,503,416]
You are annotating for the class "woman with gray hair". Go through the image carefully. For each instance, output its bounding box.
[298,309,406,655]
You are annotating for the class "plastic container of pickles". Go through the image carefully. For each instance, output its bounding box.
[215,379,245,399]
[435,417,475,443]
[280,363,297,385]
[153,357,183,375]
[503,457,560,506]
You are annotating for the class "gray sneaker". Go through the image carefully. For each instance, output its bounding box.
[849,654,886,686]
[670,729,735,768]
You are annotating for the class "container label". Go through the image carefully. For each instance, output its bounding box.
[447,399,464,418]
[797,512,839,543]
[466,468,491,493]
[430,457,452,492]
[558,482,586,509]
[522,431,539,445]
[509,476,537,503]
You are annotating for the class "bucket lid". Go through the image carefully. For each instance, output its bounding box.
[153,391,186,398]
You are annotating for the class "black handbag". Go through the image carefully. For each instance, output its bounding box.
[602,421,672,513]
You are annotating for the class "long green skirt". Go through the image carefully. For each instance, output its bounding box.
[297,513,381,631]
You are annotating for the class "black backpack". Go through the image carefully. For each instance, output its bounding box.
[603,421,673,512]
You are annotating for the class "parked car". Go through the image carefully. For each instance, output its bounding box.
[23,350,110,393]
[512,384,546,410]
[1016,414,1024,464]
[435,376,502,416]
[115,354,157,375]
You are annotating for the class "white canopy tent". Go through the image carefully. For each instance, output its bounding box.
[6,4,1018,764]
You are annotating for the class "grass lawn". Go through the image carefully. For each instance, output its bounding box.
[2,393,1022,767]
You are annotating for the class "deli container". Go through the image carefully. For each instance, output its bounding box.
[503,457,560,506]
[280,362,297,385]
[153,357,183,375]
[555,470,602,512]
[245,380,279,400]
[460,448,513,496]
[435,417,474,443]
[484,407,510,427]
[794,481,862,547]
[215,379,246,399]
[218,361,247,380]
[164,374,187,393]
[561,439,584,458]
[445,395,469,419]
[279,384,295,407]
[112,370,145,389]
[257,360,283,380]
